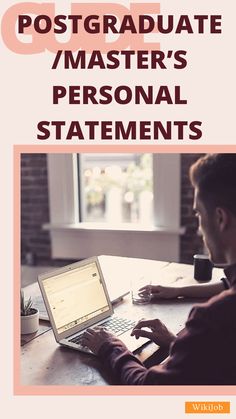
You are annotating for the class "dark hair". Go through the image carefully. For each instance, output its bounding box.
[190,154,236,216]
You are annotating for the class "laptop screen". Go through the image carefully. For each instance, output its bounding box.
[41,261,110,334]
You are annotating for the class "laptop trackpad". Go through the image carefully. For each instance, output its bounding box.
[120,332,150,353]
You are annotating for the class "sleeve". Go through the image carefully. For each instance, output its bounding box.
[98,305,217,385]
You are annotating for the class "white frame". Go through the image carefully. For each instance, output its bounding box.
[44,153,183,262]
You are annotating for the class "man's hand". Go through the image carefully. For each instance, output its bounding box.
[131,318,176,349]
[82,327,122,355]
[140,285,179,300]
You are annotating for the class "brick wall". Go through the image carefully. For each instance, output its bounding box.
[21,154,51,265]
[180,154,204,263]
[21,153,205,265]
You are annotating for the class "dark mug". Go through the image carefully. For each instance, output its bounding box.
[193,254,213,282]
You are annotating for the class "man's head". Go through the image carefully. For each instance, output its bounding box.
[190,154,236,265]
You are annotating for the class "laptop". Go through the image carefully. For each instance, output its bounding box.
[34,256,130,321]
[38,257,150,354]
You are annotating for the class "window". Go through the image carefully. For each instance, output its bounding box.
[79,154,153,225]
[46,153,182,261]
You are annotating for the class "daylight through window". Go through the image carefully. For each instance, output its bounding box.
[78,154,153,225]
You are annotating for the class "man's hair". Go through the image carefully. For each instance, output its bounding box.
[190,154,236,216]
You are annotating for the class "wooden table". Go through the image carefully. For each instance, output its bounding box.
[20,256,223,386]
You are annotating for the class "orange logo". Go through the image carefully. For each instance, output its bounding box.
[185,402,230,414]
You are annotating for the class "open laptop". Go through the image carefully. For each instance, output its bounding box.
[34,256,129,321]
[38,257,149,354]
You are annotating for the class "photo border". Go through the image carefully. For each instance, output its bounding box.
[14,144,236,396]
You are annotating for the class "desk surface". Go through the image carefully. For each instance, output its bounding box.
[20,256,223,386]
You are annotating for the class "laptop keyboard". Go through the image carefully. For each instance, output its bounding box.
[101,317,136,335]
[69,317,136,346]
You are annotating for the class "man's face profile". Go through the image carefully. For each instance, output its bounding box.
[193,189,227,266]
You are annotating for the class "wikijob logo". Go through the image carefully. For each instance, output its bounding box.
[185,401,230,414]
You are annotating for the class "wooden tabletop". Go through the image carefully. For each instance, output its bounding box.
[20,256,223,386]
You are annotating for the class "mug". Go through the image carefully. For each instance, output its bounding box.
[193,254,213,282]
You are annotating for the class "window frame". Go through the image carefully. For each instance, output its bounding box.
[44,153,184,262]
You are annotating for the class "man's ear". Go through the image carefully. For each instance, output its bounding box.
[215,207,229,231]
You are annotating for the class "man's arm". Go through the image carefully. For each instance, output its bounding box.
[174,281,224,298]
[97,303,221,385]
[83,305,215,385]
[140,281,224,300]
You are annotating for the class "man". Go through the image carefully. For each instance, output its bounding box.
[82,154,236,384]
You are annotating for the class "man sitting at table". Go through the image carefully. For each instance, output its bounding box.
[82,154,236,384]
